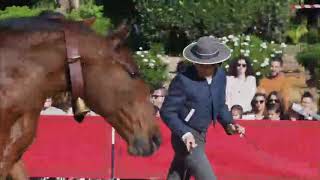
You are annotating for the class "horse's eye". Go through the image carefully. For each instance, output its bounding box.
[130,72,140,79]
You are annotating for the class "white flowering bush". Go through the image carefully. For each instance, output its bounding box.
[134,43,169,90]
[220,34,286,78]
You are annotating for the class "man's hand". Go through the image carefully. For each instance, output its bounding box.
[226,123,245,137]
[182,132,198,152]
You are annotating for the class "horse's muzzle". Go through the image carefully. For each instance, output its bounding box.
[128,134,162,156]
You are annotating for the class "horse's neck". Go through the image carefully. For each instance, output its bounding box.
[29,31,70,97]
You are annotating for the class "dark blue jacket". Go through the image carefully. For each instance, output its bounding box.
[160,66,233,137]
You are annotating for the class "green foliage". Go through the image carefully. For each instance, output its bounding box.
[252,1,292,42]
[304,28,320,44]
[296,44,320,72]
[67,0,111,35]
[221,34,285,79]
[134,0,293,47]
[0,1,111,36]
[296,44,320,88]
[31,0,56,9]
[134,43,169,90]
[285,23,308,44]
[0,6,42,19]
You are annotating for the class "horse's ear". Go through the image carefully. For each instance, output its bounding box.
[107,21,130,49]
[82,17,96,27]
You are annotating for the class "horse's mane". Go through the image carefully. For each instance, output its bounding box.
[0,12,91,34]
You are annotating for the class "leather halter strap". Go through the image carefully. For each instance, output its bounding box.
[64,27,85,101]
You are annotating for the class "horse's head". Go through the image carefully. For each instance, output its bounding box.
[79,22,161,156]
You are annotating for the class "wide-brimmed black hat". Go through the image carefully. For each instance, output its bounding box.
[183,36,231,64]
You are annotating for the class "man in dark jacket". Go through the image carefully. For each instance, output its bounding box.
[160,36,245,180]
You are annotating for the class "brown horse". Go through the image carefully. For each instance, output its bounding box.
[0,13,161,179]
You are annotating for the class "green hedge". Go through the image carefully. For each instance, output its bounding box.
[134,0,295,48]
[0,2,111,36]
[134,43,169,90]
[296,44,320,87]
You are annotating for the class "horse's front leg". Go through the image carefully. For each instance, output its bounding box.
[0,113,39,180]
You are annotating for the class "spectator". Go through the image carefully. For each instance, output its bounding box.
[243,93,267,120]
[257,55,306,111]
[266,91,285,119]
[41,98,67,115]
[266,103,281,120]
[291,92,320,120]
[231,105,243,120]
[226,56,256,112]
[301,92,317,116]
[151,87,167,117]
[287,105,303,121]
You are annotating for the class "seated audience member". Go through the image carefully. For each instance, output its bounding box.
[243,93,267,120]
[231,105,243,120]
[151,87,167,117]
[291,92,320,120]
[266,91,285,119]
[226,56,256,112]
[266,103,281,120]
[41,98,67,115]
[287,105,303,121]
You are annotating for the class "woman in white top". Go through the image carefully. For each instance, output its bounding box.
[226,56,256,112]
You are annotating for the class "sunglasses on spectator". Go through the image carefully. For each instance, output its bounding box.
[254,100,265,104]
[237,63,247,68]
[151,95,164,99]
[269,99,279,103]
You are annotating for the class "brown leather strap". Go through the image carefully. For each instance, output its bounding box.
[64,27,85,100]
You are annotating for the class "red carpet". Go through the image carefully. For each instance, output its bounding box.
[23,116,320,179]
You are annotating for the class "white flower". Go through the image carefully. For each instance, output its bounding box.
[225,65,229,68]
[149,63,155,68]
[139,47,143,50]
[234,42,239,46]
[232,37,239,42]
[264,58,270,62]
[253,59,258,63]
[275,50,282,54]
[280,43,287,48]
[260,62,268,67]
[271,41,275,44]
[230,49,234,53]
[241,42,249,46]
[260,42,267,49]
[240,49,245,53]
[228,35,235,39]
[140,54,145,58]
[245,35,251,41]
[136,51,142,55]
[244,53,249,57]
[143,58,148,62]
[256,72,261,76]
[156,54,162,58]
[222,39,229,44]
[270,54,275,57]
[150,59,156,63]
[143,50,148,54]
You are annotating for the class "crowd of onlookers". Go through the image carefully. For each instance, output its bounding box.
[151,55,319,121]
[41,54,319,121]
